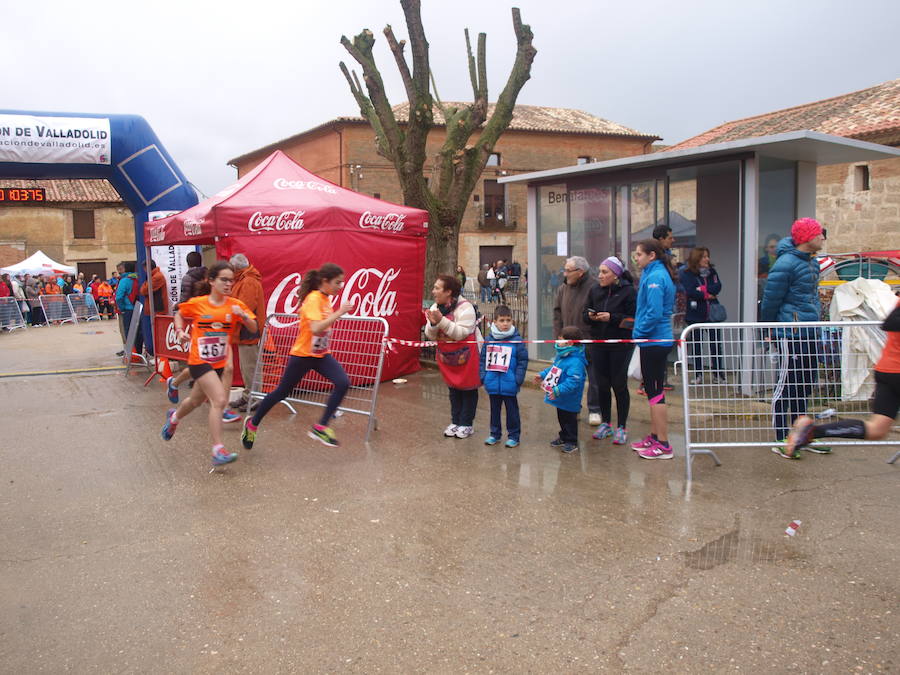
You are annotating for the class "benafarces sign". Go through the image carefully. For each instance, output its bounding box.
[0,114,111,165]
[545,188,607,205]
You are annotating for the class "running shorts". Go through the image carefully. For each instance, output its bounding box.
[872,370,900,419]
[188,363,225,380]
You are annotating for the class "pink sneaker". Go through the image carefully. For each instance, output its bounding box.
[637,441,674,460]
[631,435,654,451]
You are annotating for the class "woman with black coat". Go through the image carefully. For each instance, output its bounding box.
[679,247,725,384]
[583,256,637,445]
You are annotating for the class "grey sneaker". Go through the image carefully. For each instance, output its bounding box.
[561,443,578,454]
[549,437,565,447]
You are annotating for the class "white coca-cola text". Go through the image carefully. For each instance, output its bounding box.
[359,211,406,232]
[164,322,190,353]
[148,224,165,243]
[273,178,337,194]
[266,267,401,327]
[183,218,203,237]
[248,210,306,233]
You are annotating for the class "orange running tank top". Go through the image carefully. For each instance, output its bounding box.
[289,290,333,358]
[178,295,255,368]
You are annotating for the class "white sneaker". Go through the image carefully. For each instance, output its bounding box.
[443,424,459,437]
[588,413,602,426]
[454,425,474,439]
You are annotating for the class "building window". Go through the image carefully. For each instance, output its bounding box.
[483,179,506,226]
[577,156,591,165]
[73,210,95,239]
[854,165,870,191]
[486,152,501,167]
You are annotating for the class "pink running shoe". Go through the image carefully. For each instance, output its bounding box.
[631,435,654,451]
[637,441,674,460]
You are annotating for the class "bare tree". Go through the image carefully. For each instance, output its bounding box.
[340,0,536,288]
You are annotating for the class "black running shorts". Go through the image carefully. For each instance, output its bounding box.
[188,363,225,380]
[872,370,900,419]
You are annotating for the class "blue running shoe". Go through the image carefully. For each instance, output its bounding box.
[505,438,520,448]
[484,436,500,446]
[212,446,238,465]
[166,376,179,404]
[161,408,177,441]
[222,409,240,424]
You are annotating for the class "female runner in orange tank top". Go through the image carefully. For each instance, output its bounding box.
[161,261,257,466]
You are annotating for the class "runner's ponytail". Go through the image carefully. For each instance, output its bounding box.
[298,263,344,303]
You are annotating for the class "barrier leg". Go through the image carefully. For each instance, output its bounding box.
[888,451,899,465]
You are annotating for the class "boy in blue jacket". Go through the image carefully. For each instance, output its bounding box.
[533,325,588,454]
[480,306,529,447]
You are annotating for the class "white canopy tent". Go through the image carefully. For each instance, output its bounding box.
[1,250,76,277]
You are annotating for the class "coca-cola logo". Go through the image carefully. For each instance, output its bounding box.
[148,224,165,243]
[183,218,203,237]
[164,322,189,353]
[273,178,337,194]
[248,210,306,233]
[359,211,406,232]
[266,267,401,328]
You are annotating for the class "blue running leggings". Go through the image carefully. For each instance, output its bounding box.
[252,354,350,427]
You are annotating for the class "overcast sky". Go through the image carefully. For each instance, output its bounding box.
[3,0,898,196]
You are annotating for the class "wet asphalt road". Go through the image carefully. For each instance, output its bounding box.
[0,324,898,672]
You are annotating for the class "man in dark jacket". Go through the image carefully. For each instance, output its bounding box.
[229,253,266,411]
[760,217,827,456]
[179,251,207,305]
[553,255,601,424]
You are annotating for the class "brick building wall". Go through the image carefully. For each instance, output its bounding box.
[0,204,135,277]
[232,122,652,281]
[817,156,900,253]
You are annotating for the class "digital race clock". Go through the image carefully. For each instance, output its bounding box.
[0,187,47,202]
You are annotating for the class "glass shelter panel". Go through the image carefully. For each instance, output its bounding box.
[537,184,569,359]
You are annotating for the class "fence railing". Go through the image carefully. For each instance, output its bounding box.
[39,295,77,325]
[0,297,27,331]
[249,313,389,442]
[679,320,898,481]
[67,294,101,322]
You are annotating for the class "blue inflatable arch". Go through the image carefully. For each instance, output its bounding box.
[0,110,198,276]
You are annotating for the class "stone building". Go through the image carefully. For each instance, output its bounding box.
[0,179,134,279]
[228,103,658,279]
[666,77,900,253]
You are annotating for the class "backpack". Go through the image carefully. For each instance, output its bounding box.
[126,275,139,305]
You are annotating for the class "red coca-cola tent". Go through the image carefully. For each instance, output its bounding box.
[144,150,428,380]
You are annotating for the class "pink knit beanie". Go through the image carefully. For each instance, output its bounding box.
[791,218,823,245]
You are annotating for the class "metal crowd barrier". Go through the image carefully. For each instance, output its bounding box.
[249,313,390,442]
[123,301,150,375]
[0,297,27,331]
[679,320,898,481]
[67,294,101,322]
[39,295,77,325]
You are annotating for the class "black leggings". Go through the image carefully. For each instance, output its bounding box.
[252,354,350,427]
[640,346,671,405]
[590,344,633,427]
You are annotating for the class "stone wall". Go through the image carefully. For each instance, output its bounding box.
[817,156,900,253]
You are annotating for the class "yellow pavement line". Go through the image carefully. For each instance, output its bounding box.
[0,365,126,378]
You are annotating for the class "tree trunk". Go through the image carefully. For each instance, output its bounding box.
[423,211,462,292]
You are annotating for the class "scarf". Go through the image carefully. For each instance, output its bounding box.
[490,323,515,340]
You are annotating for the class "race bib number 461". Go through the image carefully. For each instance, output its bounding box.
[486,345,513,373]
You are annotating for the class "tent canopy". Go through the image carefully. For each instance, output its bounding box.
[144,150,428,246]
[1,250,77,276]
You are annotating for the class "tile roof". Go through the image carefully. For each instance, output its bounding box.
[229,103,659,165]
[0,179,123,203]
[668,78,900,151]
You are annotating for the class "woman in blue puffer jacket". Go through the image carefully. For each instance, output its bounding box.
[679,247,725,384]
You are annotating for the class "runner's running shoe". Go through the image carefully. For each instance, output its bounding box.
[771,439,801,460]
[803,442,832,455]
[592,423,613,440]
[637,441,673,460]
[631,435,654,451]
[166,376,179,404]
[786,416,815,455]
[612,427,628,445]
[212,445,238,465]
[222,409,240,424]
[308,424,339,447]
[241,417,257,450]
[161,408,177,441]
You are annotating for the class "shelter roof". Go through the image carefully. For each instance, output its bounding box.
[1,178,122,203]
[668,78,900,151]
[228,103,659,166]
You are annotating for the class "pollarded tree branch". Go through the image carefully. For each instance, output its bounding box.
[383,25,415,108]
